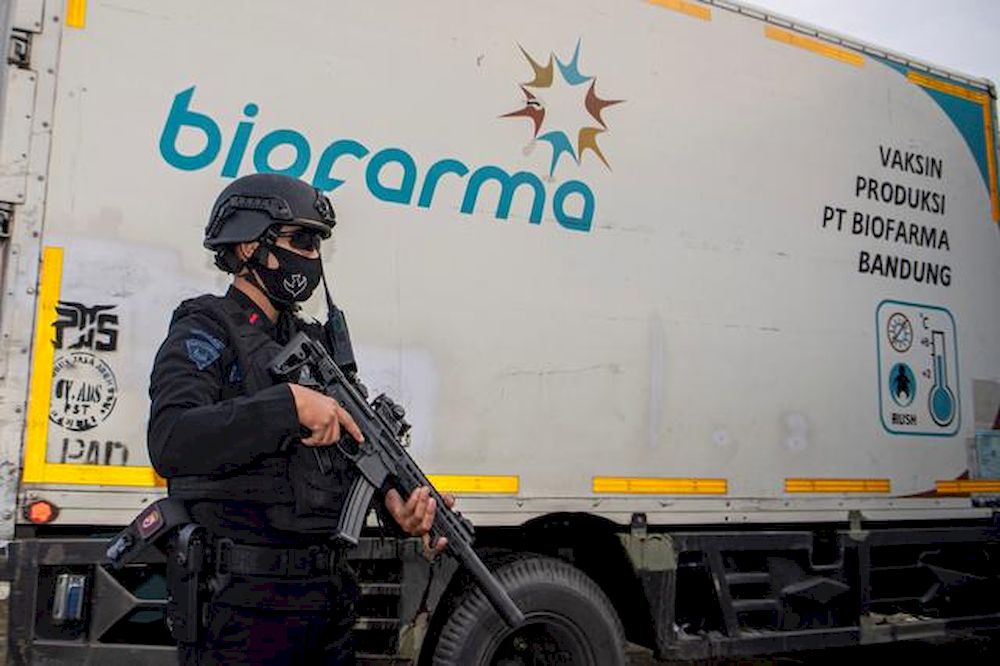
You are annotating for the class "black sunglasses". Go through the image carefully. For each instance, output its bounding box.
[273,229,322,252]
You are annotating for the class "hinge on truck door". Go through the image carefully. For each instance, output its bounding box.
[0,203,12,239]
[7,29,32,69]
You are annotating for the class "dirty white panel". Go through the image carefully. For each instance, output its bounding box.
[13,0,999,524]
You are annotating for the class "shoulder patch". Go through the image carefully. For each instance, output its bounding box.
[185,328,226,371]
[190,328,225,350]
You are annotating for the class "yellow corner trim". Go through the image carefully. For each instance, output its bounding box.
[22,247,63,484]
[593,477,727,495]
[22,246,165,488]
[648,0,711,21]
[907,72,999,222]
[427,475,519,494]
[765,25,863,68]
[785,478,890,493]
[986,104,999,222]
[906,71,989,104]
[32,463,165,487]
[935,480,1000,494]
[65,0,87,29]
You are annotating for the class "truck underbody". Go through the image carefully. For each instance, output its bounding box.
[3,512,998,664]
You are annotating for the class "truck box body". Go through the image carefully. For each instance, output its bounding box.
[8,0,1000,523]
[1,0,998,663]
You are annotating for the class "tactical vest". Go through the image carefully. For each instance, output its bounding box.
[166,295,355,533]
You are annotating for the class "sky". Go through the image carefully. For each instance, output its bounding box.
[742,0,1000,88]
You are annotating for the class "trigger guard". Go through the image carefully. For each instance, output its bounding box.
[338,435,362,460]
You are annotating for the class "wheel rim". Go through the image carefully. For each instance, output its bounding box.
[486,612,595,666]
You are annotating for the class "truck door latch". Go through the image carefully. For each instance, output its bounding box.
[7,29,32,69]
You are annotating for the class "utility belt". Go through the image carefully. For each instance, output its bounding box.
[213,539,341,578]
[107,498,343,645]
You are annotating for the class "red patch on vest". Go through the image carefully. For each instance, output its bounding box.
[249,312,259,324]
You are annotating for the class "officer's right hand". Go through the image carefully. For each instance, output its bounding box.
[287,384,365,446]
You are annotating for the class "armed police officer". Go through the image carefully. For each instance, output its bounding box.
[148,173,449,665]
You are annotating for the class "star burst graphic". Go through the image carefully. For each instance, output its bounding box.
[503,40,623,177]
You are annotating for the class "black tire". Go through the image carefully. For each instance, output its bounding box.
[431,555,626,666]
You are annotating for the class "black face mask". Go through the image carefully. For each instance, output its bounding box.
[253,243,323,307]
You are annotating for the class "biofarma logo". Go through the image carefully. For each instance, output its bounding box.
[158,84,597,232]
[503,40,622,177]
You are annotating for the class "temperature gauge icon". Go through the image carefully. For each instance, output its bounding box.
[928,330,956,427]
[886,312,913,353]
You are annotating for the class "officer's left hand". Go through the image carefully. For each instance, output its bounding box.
[384,487,456,557]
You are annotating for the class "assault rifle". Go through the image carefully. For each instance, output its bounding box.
[270,332,524,628]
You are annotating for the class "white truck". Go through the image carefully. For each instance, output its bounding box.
[0,0,998,663]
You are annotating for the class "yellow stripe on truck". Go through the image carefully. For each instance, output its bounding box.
[648,0,712,22]
[785,478,890,493]
[764,25,864,68]
[906,71,999,223]
[593,477,727,495]
[65,0,87,29]
[427,475,519,494]
[935,480,1000,494]
[22,247,64,484]
[28,463,164,487]
[22,246,165,488]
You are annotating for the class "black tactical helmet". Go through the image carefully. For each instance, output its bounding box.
[204,173,336,250]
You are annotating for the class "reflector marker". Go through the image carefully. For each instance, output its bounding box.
[935,480,1000,494]
[66,0,87,29]
[765,25,864,68]
[785,478,890,493]
[427,475,519,494]
[648,0,712,22]
[593,477,728,494]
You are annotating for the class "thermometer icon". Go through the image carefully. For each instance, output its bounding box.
[927,330,956,427]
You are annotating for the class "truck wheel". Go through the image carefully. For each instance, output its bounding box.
[431,555,625,666]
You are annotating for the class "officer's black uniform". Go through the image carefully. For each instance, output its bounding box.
[149,286,359,665]
[148,173,361,665]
